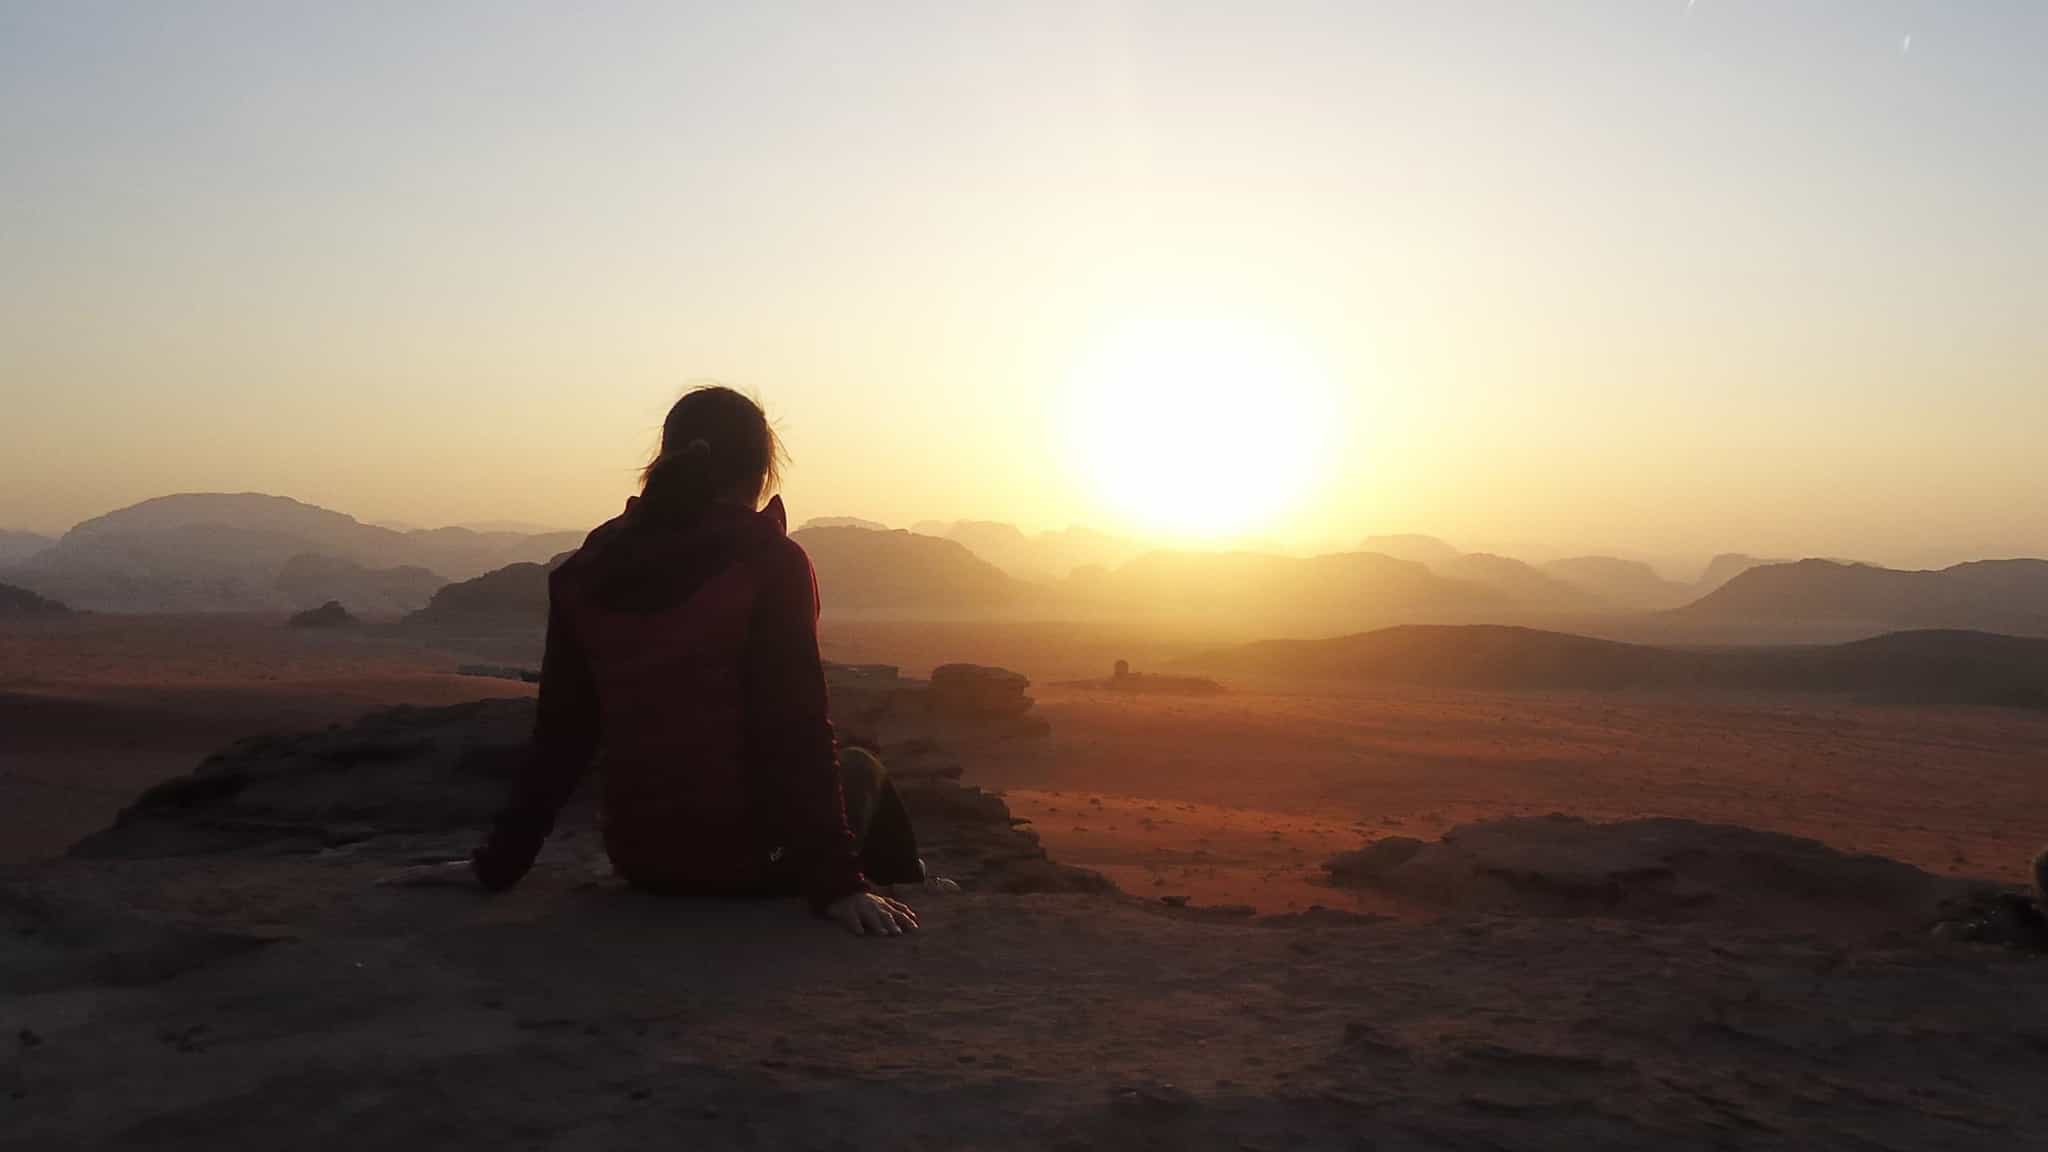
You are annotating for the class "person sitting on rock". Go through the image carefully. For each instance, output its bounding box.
[449,386,928,936]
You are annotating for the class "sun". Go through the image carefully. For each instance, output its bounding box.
[1064,313,1332,542]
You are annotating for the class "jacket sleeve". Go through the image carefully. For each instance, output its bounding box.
[472,576,601,891]
[744,539,869,914]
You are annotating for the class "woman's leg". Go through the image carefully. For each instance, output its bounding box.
[837,746,926,885]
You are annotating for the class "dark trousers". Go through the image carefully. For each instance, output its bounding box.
[836,747,925,886]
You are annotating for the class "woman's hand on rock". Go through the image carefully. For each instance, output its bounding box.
[382,860,479,889]
[827,891,919,937]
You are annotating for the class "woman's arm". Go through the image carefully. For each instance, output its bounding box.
[472,578,601,890]
[744,538,869,914]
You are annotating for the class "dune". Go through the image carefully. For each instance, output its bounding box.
[1182,623,2048,708]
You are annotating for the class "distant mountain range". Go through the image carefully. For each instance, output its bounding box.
[0,530,55,566]
[1541,556,1693,611]
[800,516,891,533]
[9,495,2048,643]
[1671,559,2048,636]
[1697,552,1783,591]
[1358,533,1463,568]
[909,520,1143,582]
[3,493,581,615]
[786,527,2048,641]
[793,525,1027,621]
[1180,624,2048,709]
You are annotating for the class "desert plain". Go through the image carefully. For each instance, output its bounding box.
[6,611,2047,1148]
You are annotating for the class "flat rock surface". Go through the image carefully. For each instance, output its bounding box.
[1325,814,2002,937]
[9,677,2048,1148]
[8,850,2048,1150]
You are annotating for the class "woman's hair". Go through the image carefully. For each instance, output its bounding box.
[638,386,783,523]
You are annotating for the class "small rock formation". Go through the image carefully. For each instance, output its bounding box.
[925,663,1051,738]
[1054,661,1226,696]
[828,661,1053,777]
[1325,814,2047,947]
[0,580,71,618]
[287,600,357,628]
[928,663,1032,718]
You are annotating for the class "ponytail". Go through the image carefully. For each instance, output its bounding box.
[639,437,716,521]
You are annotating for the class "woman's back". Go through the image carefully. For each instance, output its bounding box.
[467,385,921,937]
[552,495,797,894]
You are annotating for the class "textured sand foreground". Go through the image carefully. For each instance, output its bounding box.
[8,689,2048,1149]
[8,621,2048,1148]
[8,855,2048,1150]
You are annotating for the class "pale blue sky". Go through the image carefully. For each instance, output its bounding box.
[3,2,2043,567]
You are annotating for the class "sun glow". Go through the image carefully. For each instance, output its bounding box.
[1064,312,1334,543]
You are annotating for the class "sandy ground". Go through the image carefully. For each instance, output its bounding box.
[7,616,2048,1147]
[10,846,2048,1150]
[10,616,2047,908]
[975,684,2048,914]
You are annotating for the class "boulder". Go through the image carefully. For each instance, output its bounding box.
[937,665,1050,738]
[927,663,1036,722]
[829,661,1049,759]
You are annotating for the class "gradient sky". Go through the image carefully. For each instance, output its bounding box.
[4,2,2044,570]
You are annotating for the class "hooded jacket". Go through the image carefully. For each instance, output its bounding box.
[471,495,868,912]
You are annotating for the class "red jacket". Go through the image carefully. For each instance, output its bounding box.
[473,495,868,912]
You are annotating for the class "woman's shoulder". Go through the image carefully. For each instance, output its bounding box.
[547,515,633,585]
[750,531,817,590]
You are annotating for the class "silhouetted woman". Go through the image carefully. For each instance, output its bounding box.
[463,387,925,936]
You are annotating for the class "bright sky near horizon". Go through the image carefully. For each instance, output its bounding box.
[4,2,2044,568]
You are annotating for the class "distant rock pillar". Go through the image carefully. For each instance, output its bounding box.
[1113,659,1130,681]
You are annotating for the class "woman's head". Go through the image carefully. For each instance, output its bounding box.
[639,386,782,520]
